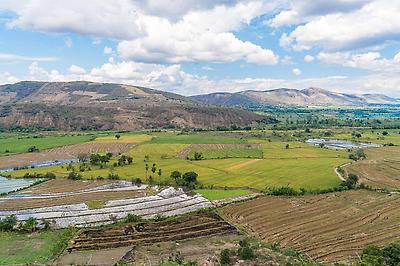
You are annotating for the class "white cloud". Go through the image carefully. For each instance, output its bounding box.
[68,65,86,75]
[0,53,58,62]
[1,1,279,65]
[317,51,400,72]
[278,0,400,51]
[103,46,113,55]
[304,55,314,62]
[3,60,400,97]
[281,55,293,65]
[292,68,301,76]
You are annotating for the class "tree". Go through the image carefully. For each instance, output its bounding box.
[151,163,157,174]
[115,134,121,139]
[285,144,290,149]
[193,151,203,160]
[145,163,149,179]
[127,156,133,164]
[382,131,389,136]
[27,146,39,153]
[182,171,198,184]
[158,168,162,178]
[77,153,89,162]
[170,171,182,181]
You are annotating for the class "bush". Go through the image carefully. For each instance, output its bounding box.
[238,240,255,260]
[0,215,17,231]
[265,186,301,196]
[220,249,231,265]
[67,171,82,180]
[125,213,142,223]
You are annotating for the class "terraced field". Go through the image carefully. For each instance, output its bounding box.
[67,212,237,252]
[222,190,400,263]
[345,146,400,189]
[0,184,212,228]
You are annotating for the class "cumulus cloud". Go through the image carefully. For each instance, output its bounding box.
[292,68,301,76]
[103,46,113,55]
[317,51,400,72]
[0,53,58,62]
[68,65,86,75]
[304,55,314,62]
[1,1,279,65]
[277,0,400,52]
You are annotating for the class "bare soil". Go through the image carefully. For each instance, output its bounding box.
[67,212,238,252]
[222,190,400,263]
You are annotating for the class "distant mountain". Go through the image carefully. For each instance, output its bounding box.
[191,87,400,107]
[0,81,273,130]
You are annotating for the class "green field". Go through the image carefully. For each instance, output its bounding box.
[189,147,263,159]
[194,189,252,200]
[145,131,246,144]
[0,230,65,265]
[8,138,350,190]
[0,133,94,156]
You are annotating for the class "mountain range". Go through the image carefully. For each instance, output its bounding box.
[191,87,400,107]
[0,82,398,131]
[0,81,270,130]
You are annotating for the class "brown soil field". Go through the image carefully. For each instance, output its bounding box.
[20,179,116,194]
[0,142,133,169]
[221,190,400,263]
[0,189,147,210]
[67,212,238,252]
[177,143,262,158]
[345,147,400,189]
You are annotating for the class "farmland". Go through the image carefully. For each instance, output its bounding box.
[0,133,94,156]
[222,190,400,263]
[345,146,400,190]
[5,132,349,190]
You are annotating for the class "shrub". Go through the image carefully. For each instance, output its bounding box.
[125,213,142,223]
[0,215,17,231]
[67,171,82,180]
[220,249,231,265]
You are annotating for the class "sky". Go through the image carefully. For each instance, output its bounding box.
[0,0,400,97]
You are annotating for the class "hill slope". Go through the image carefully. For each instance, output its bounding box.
[191,87,400,107]
[0,81,272,130]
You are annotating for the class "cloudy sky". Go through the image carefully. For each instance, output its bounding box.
[0,0,400,96]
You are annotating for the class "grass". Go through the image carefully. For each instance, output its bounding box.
[86,200,106,209]
[146,131,246,144]
[0,230,67,265]
[194,189,252,200]
[8,142,350,190]
[189,147,263,159]
[0,133,94,156]
[95,133,153,143]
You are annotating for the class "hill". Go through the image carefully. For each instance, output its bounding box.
[0,81,272,130]
[191,87,400,107]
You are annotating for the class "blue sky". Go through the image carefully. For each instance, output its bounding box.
[0,0,400,96]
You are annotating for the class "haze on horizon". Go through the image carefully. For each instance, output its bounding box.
[0,0,400,97]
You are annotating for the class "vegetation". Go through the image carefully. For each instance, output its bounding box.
[194,189,252,200]
[357,242,400,266]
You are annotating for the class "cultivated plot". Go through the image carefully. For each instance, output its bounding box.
[222,190,400,263]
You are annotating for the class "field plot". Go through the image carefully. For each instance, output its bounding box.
[178,143,263,159]
[0,184,212,228]
[0,230,66,265]
[345,146,400,189]
[0,142,133,169]
[95,133,152,143]
[0,133,93,156]
[222,190,400,263]
[67,212,237,252]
